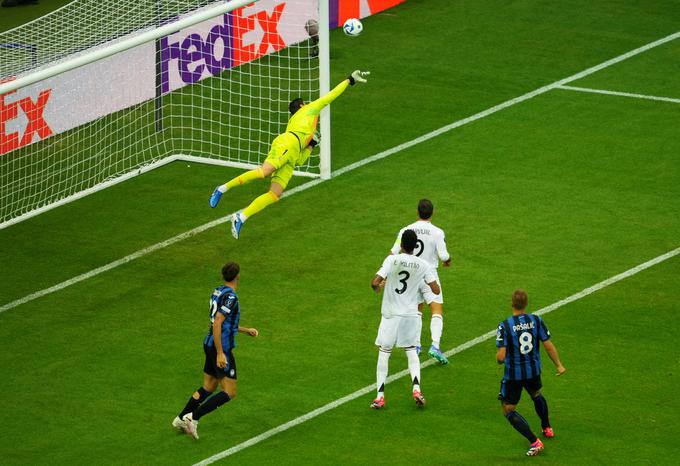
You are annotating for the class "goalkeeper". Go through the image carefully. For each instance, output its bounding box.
[209,70,370,239]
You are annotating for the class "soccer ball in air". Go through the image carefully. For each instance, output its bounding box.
[343,18,363,36]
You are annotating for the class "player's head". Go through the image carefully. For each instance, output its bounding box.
[512,289,528,311]
[289,98,304,115]
[401,229,418,254]
[418,199,434,220]
[222,262,240,284]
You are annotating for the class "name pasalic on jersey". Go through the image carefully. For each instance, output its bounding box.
[512,321,535,332]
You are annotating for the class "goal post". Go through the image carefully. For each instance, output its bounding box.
[0,0,330,229]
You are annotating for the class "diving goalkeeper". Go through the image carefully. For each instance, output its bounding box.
[209,70,370,239]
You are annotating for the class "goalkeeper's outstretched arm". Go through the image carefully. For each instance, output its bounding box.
[308,70,370,111]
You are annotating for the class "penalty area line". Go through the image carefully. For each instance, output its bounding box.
[1,30,678,315]
[193,246,680,466]
[557,85,680,104]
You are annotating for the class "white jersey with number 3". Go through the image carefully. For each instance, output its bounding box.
[377,253,437,318]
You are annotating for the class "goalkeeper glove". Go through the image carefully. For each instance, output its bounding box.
[308,131,321,149]
[348,70,370,85]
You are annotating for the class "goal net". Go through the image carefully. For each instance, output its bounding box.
[0,0,327,228]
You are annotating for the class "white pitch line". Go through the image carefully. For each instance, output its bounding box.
[194,246,680,466]
[1,30,678,315]
[558,85,680,104]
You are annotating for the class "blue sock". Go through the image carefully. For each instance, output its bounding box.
[505,411,537,443]
[532,394,550,429]
[192,391,231,421]
[179,386,212,418]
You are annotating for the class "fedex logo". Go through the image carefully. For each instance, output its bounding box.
[1,77,53,156]
[159,2,287,94]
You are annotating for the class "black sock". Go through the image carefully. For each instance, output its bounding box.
[532,394,550,429]
[192,391,231,421]
[179,387,212,418]
[505,411,537,443]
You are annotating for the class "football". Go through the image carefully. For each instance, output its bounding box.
[343,18,363,36]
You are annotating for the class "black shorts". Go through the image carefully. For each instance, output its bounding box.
[203,344,237,380]
[498,376,542,405]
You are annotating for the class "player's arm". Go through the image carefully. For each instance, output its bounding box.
[238,326,259,337]
[371,274,386,293]
[389,230,402,256]
[496,324,507,364]
[496,346,506,364]
[372,256,392,293]
[542,339,566,376]
[437,233,452,267]
[426,279,441,295]
[307,70,370,112]
[213,312,228,369]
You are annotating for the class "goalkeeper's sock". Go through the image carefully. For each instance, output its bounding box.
[225,168,265,191]
[241,191,279,220]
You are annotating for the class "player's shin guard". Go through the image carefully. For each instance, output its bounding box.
[376,348,391,397]
[532,394,551,429]
[241,191,280,220]
[405,347,421,392]
[505,411,538,443]
[225,168,265,190]
[179,386,212,418]
[430,314,443,348]
[192,391,231,421]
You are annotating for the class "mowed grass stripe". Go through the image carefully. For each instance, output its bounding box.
[2,30,678,316]
[194,246,680,465]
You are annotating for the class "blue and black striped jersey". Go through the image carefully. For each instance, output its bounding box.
[496,313,550,380]
[204,285,240,351]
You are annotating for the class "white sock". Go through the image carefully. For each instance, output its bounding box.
[406,347,421,392]
[376,348,391,397]
[218,185,227,193]
[417,311,423,348]
[431,314,443,348]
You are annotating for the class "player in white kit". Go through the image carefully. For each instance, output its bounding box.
[371,229,440,409]
[390,199,451,364]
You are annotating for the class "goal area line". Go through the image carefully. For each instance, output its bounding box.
[0,154,320,230]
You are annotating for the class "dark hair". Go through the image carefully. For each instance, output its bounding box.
[222,262,240,282]
[512,289,528,311]
[401,229,418,253]
[418,199,434,219]
[289,98,304,115]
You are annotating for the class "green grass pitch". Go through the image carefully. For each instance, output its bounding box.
[1,0,679,464]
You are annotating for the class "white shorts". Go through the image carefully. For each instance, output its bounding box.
[419,279,443,305]
[375,315,420,349]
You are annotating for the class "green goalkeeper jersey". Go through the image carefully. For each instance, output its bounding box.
[285,79,350,149]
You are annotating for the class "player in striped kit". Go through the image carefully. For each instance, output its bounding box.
[390,199,451,364]
[370,229,440,409]
[496,289,566,456]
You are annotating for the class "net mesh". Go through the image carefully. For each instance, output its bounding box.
[0,0,321,226]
